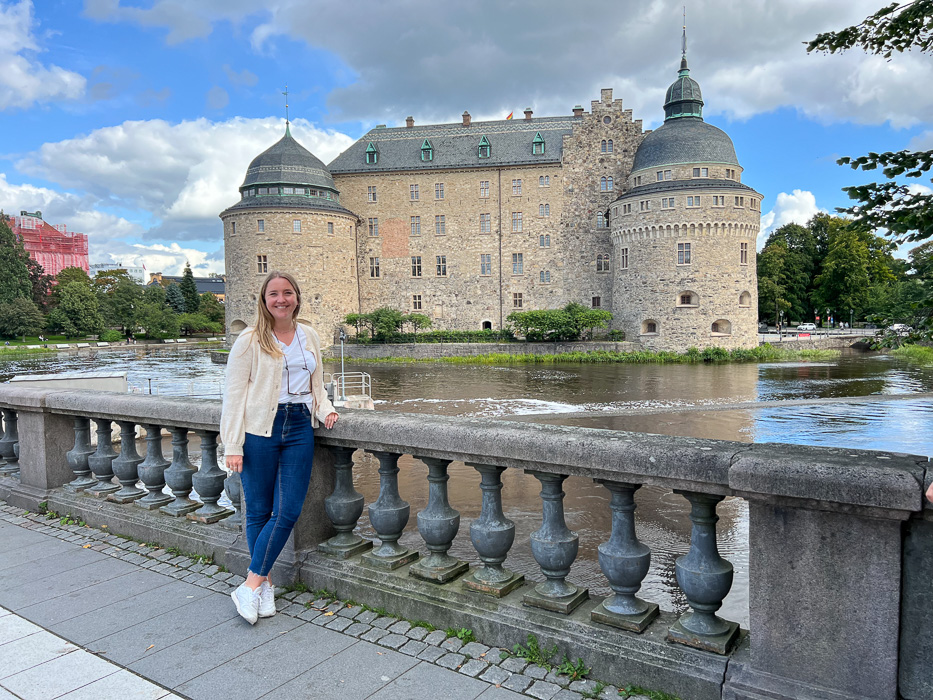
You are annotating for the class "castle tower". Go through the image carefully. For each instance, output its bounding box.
[610,52,761,350]
[220,125,360,345]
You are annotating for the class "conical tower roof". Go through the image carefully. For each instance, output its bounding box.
[240,126,336,191]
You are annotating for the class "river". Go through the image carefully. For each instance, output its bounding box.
[3,347,932,627]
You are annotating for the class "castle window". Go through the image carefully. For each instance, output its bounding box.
[539,203,550,217]
[739,291,752,307]
[687,196,701,207]
[257,255,268,274]
[256,219,264,233]
[539,234,550,248]
[435,182,445,200]
[734,196,745,207]
[532,132,545,155]
[677,291,698,307]
[435,215,446,236]
[623,203,632,214]
[601,139,607,153]
[596,212,609,228]
[366,142,378,165]
[480,254,492,276]
[540,270,551,283]
[480,213,491,233]
[512,212,523,232]
[369,257,380,278]
[592,296,601,308]
[725,168,736,179]
[712,195,725,207]
[677,242,692,265]
[601,176,614,192]
[662,197,675,209]
[293,220,301,233]
[368,186,377,202]
[368,218,379,236]
[692,167,709,177]
[327,222,334,236]
[482,320,493,330]
[513,292,523,308]
[741,242,748,265]
[512,253,523,275]
[478,136,491,158]
[603,116,611,124]
[642,320,658,334]
[410,216,421,236]
[421,139,433,162]
[412,294,422,310]
[711,319,732,335]
[596,254,610,272]
[512,179,522,195]
[607,139,613,153]
[619,247,629,269]
[436,255,447,277]
[230,221,237,235]
[411,184,419,201]
[480,180,490,198]
[283,187,294,194]
[539,175,550,187]
[635,175,642,186]
[258,187,268,195]
[639,200,650,211]
[411,256,422,277]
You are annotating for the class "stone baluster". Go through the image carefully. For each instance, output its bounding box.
[409,456,468,583]
[136,424,172,510]
[319,446,372,558]
[87,419,119,496]
[159,427,199,517]
[189,430,234,523]
[591,480,658,632]
[220,470,242,531]
[362,451,418,570]
[64,417,96,491]
[0,409,20,477]
[109,421,145,503]
[666,490,739,654]
[462,463,523,597]
[524,471,588,613]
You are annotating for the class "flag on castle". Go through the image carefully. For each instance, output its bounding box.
[506,112,513,120]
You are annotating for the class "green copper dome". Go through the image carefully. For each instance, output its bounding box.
[664,57,704,121]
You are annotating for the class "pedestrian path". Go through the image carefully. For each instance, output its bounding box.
[0,502,643,700]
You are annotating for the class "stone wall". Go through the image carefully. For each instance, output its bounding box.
[320,340,643,360]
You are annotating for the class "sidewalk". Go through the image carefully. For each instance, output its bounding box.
[0,503,634,700]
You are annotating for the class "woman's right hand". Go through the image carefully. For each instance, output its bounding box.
[226,455,243,473]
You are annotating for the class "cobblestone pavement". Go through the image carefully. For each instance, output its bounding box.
[0,502,652,700]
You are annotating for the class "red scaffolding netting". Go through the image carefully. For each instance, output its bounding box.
[8,215,89,277]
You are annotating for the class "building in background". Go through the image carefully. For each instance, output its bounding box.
[147,272,225,301]
[8,211,89,277]
[89,262,146,284]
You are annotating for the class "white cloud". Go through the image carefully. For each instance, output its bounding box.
[206,85,229,110]
[0,0,85,109]
[223,64,258,87]
[759,189,824,247]
[97,241,225,277]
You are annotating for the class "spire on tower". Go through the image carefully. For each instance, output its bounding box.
[681,7,688,71]
[282,84,290,135]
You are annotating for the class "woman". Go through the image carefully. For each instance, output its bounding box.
[220,271,338,624]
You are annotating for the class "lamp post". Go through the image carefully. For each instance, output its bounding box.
[339,329,347,401]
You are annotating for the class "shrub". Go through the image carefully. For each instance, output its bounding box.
[99,329,123,342]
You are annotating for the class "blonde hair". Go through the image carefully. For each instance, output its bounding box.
[254,271,302,357]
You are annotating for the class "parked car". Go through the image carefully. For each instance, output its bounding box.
[758,322,770,332]
[889,324,913,336]
[797,323,817,331]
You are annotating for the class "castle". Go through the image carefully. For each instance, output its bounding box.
[221,53,760,351]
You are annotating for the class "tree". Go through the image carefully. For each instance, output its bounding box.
[165,283,186,313]
[92,268,135,296]
[808,2,933,242]
[25,258,53,311]
[178,313,222,336]
[47,282,104,338]
[0,298,44,340]
[507,303,613,341]
[910,240,933,283]
[811,228,872,323]
[199,292,225,324]
[104,278,144,334]
[0,214,33,305]
[756,241,793,324]
[179,262,200,313]
[55,266,91,289]
[137,301,180,339]
[404,313,432,333]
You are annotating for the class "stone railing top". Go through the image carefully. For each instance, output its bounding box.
[0,386,925,517]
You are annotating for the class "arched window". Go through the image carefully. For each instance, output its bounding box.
[677,291,698,307]
[711,319,732,335]
[607,177,614,191]
[600,177,608,192]
[421,139,433,162]
[601,139,607,153]
[596,254,610,272]
[482,321,492,330]
[365,142,378,165]
[739,291,751,307]
[642,320,659,335]
[478,136,491,158]
[607,139,613,153]
[539,270,551,283]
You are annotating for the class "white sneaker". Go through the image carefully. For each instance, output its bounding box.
[258,581,276,618]
[231,583,260,625]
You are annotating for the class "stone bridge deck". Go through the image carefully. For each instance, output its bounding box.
[0,503,638,700]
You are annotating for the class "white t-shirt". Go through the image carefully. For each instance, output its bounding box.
[276,326,317,405]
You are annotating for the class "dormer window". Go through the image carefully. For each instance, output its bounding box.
[478,136,491,158]
[532,132,545,155]
[365,142,378,165]
[421,139,433,162]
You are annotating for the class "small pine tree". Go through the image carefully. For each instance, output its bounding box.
[165,283,186,313]
[179,262,200,313]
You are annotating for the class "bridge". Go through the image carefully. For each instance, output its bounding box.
[0,385,928,700]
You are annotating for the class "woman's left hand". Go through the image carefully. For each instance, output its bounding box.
[926,480,933,505]
[324,412,339,429]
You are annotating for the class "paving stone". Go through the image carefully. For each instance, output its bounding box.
[167,556,189,566]
[553,690,584,700]
[436,652,465,670]
[212,572,234,582]
[207,580,231,593]
[312,612,338,626]
[599,687,622,699]
[442,637,464,652]
[182,573,201,583]
[324,601,344,613]
[283,603,306,617]
[527,680,562,700]
[275,598,290,611]
[416,645,447,663]
[480,665,512,685]
[460,641,490,657]
[337,605,360,619]
[406,626,429,641]
[324,616,353,632]
[227,575,245,587]
[371,616,396,630]
[398,639,427,656]
[310,597,331,608]
[355,609,378,625]
[167,568,188,579]
[192,576,214,588]
[138,559,158,569]
[188,562,206,574]
[525,664,549,680]
[388,620,411,635]
[501,674,533,693]
[424,629,447,646]
[569,680,601,694]
[361,627,389,643]
[201,564,220,576]
[545,670,571,687]
[297,608,322,622]
[153,551,173,562]
[459,659,489,677]
[281,590,299,601]
[150,563,172,574]
[378,633,409,650]
[343,622,370,637]
[500,656,529,674]
[293,592,312,605]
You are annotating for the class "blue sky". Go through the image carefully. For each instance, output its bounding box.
[0,0,930,276]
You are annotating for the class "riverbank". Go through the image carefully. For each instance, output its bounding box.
[891,344,933,366]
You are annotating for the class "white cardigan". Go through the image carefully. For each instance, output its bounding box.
[220,323,337,456]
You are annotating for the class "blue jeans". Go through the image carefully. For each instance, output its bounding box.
[241,403,315,577]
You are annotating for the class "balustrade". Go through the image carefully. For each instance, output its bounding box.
[361,451,418,570]
[87,419,119,496]
[136,423,172,509]
[189,430,233,523]
[64,417,95,491]
[160,427,199,517]
[0,409,19,478]
[110,421,144,503]
[319,446,371,557]
[409,456,468,583]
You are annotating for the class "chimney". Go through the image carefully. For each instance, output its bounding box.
[524,107,533,120]
[462,111,471,127]
[406,116,414,128]
[572,104,584,117]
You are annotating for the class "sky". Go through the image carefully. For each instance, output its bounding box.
[0,0,931,277]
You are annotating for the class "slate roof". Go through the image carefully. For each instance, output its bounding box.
[149,276,226,295]
[221,195,355,217]
[241,128,337,191]
[632,117,738,172]
[328,116,577,174]
[614,178,760,201]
